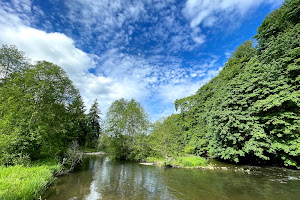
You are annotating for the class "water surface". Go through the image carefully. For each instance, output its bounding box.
[43,155,300,200]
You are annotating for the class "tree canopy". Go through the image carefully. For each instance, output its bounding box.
[174,0,300,168]
[0,45,98,165]
[105,98,149,160]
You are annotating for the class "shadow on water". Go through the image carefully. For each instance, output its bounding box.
[42,155,300,200]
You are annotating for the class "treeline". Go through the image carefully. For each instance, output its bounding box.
[1,0,298,169]
[175,0,300,167]
[0,45,101,165]
[101,0,299,168]
[101,98,185,163]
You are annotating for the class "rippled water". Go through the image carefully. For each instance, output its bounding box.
[42,155,300,200]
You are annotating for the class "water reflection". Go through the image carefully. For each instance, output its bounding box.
[43,155,300,200]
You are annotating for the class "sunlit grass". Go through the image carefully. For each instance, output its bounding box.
[146,156,165,164]
[173,156,207,168]
[146,155,207,168]
[0,163,60,200]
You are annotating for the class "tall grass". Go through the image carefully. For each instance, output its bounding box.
[0,163,60,200]
[174,156,207,168]
[146,155,207,168]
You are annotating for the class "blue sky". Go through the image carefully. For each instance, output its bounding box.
[0,0,283,121]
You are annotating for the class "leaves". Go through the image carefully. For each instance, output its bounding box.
[175,0,300,168]
[0,46,88,165]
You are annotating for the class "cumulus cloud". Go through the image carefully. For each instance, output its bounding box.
[0,4,114,113]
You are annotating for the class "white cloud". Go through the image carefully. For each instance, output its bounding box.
[0,0,224,121]
[183,0,283,32]
[0,6,118,113]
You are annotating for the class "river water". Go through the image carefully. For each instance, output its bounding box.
[42,155,300,200]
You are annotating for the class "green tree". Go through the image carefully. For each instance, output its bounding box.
[149,115,184,160]
[86,99,102,147]
[0,44,29,80]
[0,59,82,164]
[105,98,149,160]
[174,0,300,168]
[67,95,90,146]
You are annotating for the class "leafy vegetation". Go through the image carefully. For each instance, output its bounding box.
[174,0,300,168]
[149,115,184,159]
[0,46,102,165]
[169,156,207,168]
[0,1,298,198]
[0,163,60,200]
[102,0,299,169]
[104,98,150,160]
[0,45,102,199]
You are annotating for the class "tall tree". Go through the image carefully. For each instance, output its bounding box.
[67,94,89,145]
[105,98,149,160]
[149,115,184,160]
[0,59,82,164]
[0,45,29,80]
[174,0,300,168]
[87,99,101,147]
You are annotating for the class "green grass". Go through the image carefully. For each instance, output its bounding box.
[0,163,60,200]
[173,156,207,168]
[145,156,165,164]
[146,155,207,168]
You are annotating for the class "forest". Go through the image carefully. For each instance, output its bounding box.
[0,0,299,199]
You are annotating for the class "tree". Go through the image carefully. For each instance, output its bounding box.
[0,59,82,164]
[0,44,29,80]
[174,0,300,168]
[86,99,102,147]
[67,95,90,145]
[105,98,149,160]
[149,115,184,160]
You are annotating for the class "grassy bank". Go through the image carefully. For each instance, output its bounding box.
[0,163,60,200]
[146,155,208,168]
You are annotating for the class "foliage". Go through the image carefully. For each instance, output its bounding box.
[0,44,29,80]
[0,163,60,200]
[105,98,150,160]
[149,114,184,159]
[175,0,300,168]
[145,156,165,163]
[0,45,95,165]
[80,99,102,148]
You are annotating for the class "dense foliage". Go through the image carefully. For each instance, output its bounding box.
[149,115,184,159]
[0,46,101,165]
[175,0,300,167]
[104,98,150,160]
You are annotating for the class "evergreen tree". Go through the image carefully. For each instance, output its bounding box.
[87,99,102,147]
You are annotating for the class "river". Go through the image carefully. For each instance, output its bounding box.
[42,155,300,200]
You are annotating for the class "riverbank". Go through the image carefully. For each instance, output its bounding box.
[83,151,105,155]
[143,155,208,168]
[0,162,60,200]
[140,155,253,173]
